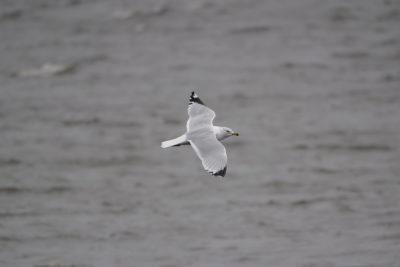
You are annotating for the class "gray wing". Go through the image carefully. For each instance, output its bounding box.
[186,92,227,177]
[187,92,216,132]
[188,133,227,177]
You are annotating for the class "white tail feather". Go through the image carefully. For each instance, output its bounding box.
[161,134,188,148]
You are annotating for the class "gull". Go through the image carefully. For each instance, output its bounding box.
[161,92,239,177]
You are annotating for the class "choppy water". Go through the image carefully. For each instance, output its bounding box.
[1,0,400,266]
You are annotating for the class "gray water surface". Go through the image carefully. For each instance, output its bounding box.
[1,0,400,266]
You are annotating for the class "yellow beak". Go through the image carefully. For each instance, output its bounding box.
[232,132,239,136]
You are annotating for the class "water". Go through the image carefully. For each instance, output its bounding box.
[1,0,400,266]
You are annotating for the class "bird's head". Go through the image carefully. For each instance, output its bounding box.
[222,127,239,137]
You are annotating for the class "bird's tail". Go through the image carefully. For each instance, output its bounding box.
[161,134,189,148]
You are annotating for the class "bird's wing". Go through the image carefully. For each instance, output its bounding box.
[188,133,227,177]
[186,92,227,177]
[187,92,216,132]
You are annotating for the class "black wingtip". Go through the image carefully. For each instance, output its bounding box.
[189,91,205,105]
[212,166,227,177]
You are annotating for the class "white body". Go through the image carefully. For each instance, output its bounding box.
[161,126,231,148]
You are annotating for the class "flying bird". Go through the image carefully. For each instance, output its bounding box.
[161,92,239,177]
